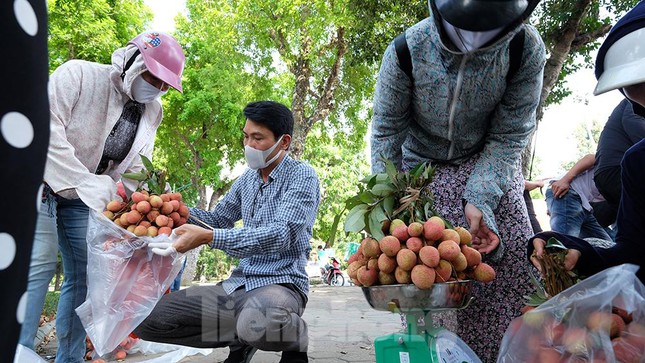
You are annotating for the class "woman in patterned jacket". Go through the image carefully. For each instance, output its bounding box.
[371,0,545,361]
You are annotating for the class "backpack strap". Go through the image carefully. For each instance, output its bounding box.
[394,27,525,85]
[394,31,413,84]
[506,27,525,84]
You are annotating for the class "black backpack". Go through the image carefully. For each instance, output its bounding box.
[393,28,526,86]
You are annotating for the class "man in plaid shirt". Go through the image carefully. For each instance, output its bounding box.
[135,101,320,363]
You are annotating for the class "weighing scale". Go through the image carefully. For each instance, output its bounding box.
[361,281,482,363]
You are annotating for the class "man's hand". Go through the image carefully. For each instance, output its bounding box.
[464,203,500,254]
[550,179,571,199]
[149,224,213,255]
[170,224,214,253]
[530,238,581,274]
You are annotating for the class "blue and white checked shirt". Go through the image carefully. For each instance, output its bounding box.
[189,154,320,299]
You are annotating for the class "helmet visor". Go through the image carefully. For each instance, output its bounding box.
[435,0,529,31]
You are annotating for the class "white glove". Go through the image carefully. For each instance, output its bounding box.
[147,242,177,256]
[148,231,178,256]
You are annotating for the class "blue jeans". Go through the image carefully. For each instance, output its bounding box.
[19,188,90,362]
[19,192,58,349]
[54,196,90,363]
[546,188,612,240]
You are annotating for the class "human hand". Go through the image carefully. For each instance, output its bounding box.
[529,238,581,274]
[166,224,213,254]
[464,203,500,254]
[550,179,570,198]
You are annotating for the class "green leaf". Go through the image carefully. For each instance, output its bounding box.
[383,195,395,217]
[384,158,398,183]
[358,190,376,204]
[367,211,385,241]
[121,172,147,181]
[371,204,387,223]
[140,154,154,172]
[546,237,568,251]
[327,213,343,247]
[344,204,368,233]
[371,183,395,196]
[345,195,363,210]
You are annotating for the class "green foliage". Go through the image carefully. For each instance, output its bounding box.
[47,0,152,71]
[195,247,239,281]
[43,291,60,318]
[329,159,436,245]
[533,0,639,107]
[121,154,168,195]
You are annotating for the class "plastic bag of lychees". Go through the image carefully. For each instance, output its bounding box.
[497,264,645,363]
[75,209,184,357]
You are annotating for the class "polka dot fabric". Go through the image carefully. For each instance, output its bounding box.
[1,0,49,359]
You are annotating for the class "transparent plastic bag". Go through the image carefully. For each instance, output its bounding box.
[497,264,645,363]
[76,210,183,357]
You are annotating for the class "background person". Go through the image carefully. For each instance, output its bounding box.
[18,31,185,362]
[530,1,645,284]
[545,154,613,240]
[593,98,645,229]
[135,101,319,363]
[370,0,546,360]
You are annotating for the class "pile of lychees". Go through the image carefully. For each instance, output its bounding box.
[103,190,189,237]
[347,216,496,289]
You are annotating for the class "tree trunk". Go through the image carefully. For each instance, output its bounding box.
[290,27,347,160]
[522,0,598,177]
[54,259,62,291]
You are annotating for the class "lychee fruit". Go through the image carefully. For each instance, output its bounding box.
[377,253,397,274]
[405,237,424,253]
[451,252,468,272]
[102,210,115,220]
[454,226,472,245]
[378,271,397,285]
[133,225,147,236]
[391,224,410,242]
[396,248,417,271]
[407,222,424,237]
[460,245,482,267]
[106,200,124,212]
[411,265,436,290]
[394,266,412,284]
[437,240,461,261]
[441,229,461,244]
[434,259,453,282]
[418,245,440,268]
[423,216,444,241]
[379,235,401,257]
[126,210,142,225]
[149,195,163,208]
[473,263,496,283]
[357,265,379,287]
[136,200,151,214]
[389,219,406,235]
[362,237,381,258]
[131,191,147,203]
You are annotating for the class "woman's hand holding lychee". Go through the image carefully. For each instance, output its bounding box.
[464,203,500,254]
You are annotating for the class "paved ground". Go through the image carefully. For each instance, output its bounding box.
[37,285,403,362]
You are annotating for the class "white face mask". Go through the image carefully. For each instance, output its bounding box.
[244,135,284,170]
[131,75,167,103]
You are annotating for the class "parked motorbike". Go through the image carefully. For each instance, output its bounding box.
[320,257,345,286]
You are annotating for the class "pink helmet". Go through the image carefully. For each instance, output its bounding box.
[128,31,185,92]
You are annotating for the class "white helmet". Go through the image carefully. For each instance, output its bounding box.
[594,27,645,95]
